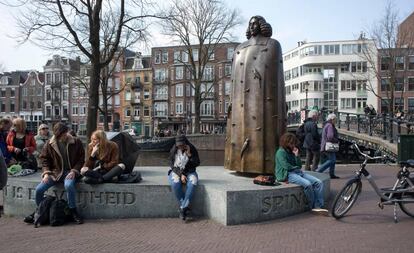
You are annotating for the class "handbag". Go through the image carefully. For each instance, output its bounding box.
[253,175,280,186]
[325,142,339,152]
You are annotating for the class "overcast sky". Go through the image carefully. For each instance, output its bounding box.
[0,0,413,72]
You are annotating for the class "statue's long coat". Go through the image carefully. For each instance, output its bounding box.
[224,35,286,174]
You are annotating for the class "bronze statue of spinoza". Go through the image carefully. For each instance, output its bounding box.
[225,16,286,174]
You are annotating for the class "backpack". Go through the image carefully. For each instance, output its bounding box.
[118,171,142,184]
[296,124,305,142]
[49,198,71,226]
[34,195,56,228]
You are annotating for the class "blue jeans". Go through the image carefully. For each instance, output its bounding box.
[317,152,337,176]
[35,171,77,208]
[288,169,324,209]
[168,171,198,209]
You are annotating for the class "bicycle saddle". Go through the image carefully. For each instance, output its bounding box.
[399,160,414,168]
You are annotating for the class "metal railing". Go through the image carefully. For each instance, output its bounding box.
[287,109,414,143]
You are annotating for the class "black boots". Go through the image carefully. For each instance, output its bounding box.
[70,208,83,224]
[179,207,190,221]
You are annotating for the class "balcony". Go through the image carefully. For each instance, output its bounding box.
[131,81,141,89]
[133,116,141,121]
[153,95,168,101]
[131,99,141,105]
[356,90,368,97]
[50,82,62,89]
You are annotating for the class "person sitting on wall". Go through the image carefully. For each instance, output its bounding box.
[24,122,85,224]
[80,130,125,184]
[275,132,328,215]
[34,124,51,170]
[6,118,37,170]
[168,135,200,221]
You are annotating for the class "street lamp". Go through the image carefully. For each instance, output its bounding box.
[304,81,310,118]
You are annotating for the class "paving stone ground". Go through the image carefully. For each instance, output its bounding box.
[1,164,414,253]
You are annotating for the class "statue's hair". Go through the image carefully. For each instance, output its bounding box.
[246,15,273,39]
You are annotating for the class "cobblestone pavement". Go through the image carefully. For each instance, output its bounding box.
[1,164,414,253]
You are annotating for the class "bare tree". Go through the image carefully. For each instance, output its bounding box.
[10,0,157,138]
[359,2,413,115]
[161,0,241,133]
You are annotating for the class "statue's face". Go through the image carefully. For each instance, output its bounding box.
[249,18,260,36]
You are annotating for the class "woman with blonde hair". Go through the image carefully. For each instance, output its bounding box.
[34,124,51,169]
[6,118,36,166]
[81,130,125,184]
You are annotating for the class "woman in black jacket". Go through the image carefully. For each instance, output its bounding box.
[168,135,200,221]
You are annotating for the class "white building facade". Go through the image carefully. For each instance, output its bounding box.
[283,39,378,115]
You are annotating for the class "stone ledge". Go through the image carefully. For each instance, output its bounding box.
[3,167,330,225]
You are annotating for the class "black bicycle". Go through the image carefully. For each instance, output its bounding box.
[331,143,414,222]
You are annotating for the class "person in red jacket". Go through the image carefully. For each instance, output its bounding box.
[6,117,36,166]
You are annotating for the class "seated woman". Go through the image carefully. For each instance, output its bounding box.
[168,135,200,221]
[6,118,36,169]
[81,130,125,184]
[275,132,328,215]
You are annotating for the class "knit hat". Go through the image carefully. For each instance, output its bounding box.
[175,135,186,146]
[53,122,69,138]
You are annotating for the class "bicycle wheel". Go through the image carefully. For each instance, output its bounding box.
[398,181,414,218]
[331,178,362,219]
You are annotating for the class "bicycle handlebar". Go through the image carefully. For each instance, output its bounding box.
[352,143,388,161]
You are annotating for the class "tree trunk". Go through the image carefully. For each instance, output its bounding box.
[86,61,100,140]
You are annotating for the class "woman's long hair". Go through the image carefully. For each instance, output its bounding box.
[90,130,110,160]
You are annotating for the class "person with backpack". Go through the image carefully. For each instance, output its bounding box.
[80,130,125,184]
[303,110,321,171]
[24,122,85,224]
[168,135,200,221]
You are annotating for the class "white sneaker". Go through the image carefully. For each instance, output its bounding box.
[311,208,329,216]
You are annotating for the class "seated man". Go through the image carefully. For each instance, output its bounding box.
[80,130,125,184]
[168,135,200,221]
[24,122,85,224]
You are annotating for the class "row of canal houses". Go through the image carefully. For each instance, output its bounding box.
[0,43,238,136]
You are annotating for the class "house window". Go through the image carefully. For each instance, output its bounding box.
[144,106,150,116]
[192,49,199,62]
[162,50,168,63]
[225,81,231,95]
[182,51,188,63]
[381,78,390,91]
[154,51,161,64]
[208,48,215,60]
[72,105,78,115]
[395,56,405,70]
[10,101,15,112]
[324,44,340,55]
[201,101,214,116]
[10,88,15,97]
[125,108,131,117]
[381,56,390,71]
[154,102,167,116]
[408,98,414,113]
[176,66,184,80]
[176,101,183,114]
[63,73,69,84]
[144,89,150,100]
[227,47,234,60]
[176,84,183,97]
[125,90,131,100]
[409,78,414,91]
[395,78,404,91]
[409,56,414,70]
[154,69,166,82]
[224,64,231,76]
[203,65,214,81]
[174,51,181,63]
[54,73,61,83]
[46,74,52,84]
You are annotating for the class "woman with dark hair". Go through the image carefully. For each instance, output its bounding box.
[80,130,125,184]
[168,135,200,221]
[275,132,328,215]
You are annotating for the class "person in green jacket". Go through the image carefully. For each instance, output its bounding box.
[275,132,328,215]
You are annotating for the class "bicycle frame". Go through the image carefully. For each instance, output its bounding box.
[352,144,414,205]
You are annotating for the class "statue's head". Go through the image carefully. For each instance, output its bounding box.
[246,16,272,39]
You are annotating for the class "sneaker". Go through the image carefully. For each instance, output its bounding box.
[311,208,329,216]
[70,208,84,224]
[179,208,186,221]
[330,175,340,179]
[23,212,35,224]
